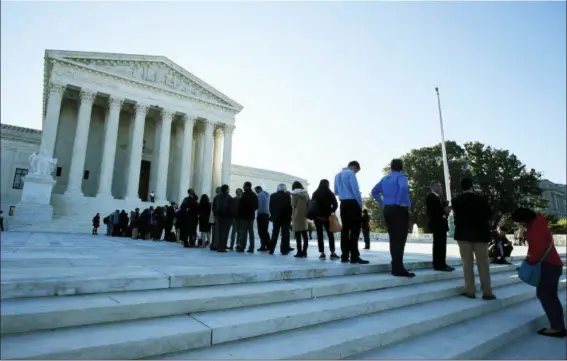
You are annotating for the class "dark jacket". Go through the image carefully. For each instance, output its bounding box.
[199,202,212,223]
[269,190,293,224]
[311,187,338,218]
[361,213,370,229]
[130,211,140,228]
[452,192,492,243]
[214,192,234,218]
[165,206,175,227]
[426,192,449,233]
[238,190,258,220]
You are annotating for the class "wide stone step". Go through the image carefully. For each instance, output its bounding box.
[348,293,567,359]
[0,263,519,335]
[2,256,477,300]
[0,271,536,360]
[154,280,566,360]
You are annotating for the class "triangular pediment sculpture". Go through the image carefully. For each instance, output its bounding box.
[46,50,241,110]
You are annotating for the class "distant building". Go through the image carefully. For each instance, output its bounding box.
[539,179,567,218]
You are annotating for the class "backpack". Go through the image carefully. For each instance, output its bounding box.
[306,199,318,220]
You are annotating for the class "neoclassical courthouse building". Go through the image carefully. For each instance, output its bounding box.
[0,50,307,232]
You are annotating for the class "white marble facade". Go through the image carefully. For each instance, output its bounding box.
[0,50,308,219]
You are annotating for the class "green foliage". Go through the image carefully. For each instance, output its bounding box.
[550,218,567,234]
[379,140,548,230]
[363,193,387,231]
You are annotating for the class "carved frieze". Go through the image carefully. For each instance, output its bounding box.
[66,58,231,107]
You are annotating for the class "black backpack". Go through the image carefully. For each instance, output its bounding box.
[216,194,234,217]
[306,199,318,220]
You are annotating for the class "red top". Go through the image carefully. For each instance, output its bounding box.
[526,214,563,266]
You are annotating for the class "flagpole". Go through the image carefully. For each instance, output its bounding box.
[435,87,454,236]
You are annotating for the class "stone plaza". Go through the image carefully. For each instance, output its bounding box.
[1,231,565,359]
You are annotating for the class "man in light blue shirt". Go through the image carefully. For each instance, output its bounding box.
[334,161,369,265]
[255,185,271,251]
[372,158,414,278]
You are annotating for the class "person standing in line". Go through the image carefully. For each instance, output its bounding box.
[210,187,222,250]
[291,181,310,258]
[511,207,565,338]
[236,182,259,253]
[426,180,454,272]
[0,210,4,232]
[334,161,369,265]
[311,179,340,260]
[198,194,212,247]
[452,177,496,300]
[268,184,294,255]
[130,208,140,239]
[229,188,243,250]
[213,185,234,252]
[180,189,199,248]
[92,213,100,235]
[255,185,271,252]
[372,159,414,277]
[361,209,371,250]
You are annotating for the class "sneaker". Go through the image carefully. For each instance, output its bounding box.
[319,253,326,260]
[330,253,340,260]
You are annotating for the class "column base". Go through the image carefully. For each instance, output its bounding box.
[63,188,85,198]
[96,193,115,201]
[124,196,142,203]
[153,198,170,206]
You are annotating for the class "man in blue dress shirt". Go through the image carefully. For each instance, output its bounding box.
[372,159,415,277]
[334,161,369,264]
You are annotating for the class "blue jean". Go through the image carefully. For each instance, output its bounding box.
[537,262,565,331]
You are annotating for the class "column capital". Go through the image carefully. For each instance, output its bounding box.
[79,89,97,104]
[213,127,223,139]
[160,108,175,121]
[181,114,198,125]
[223,124,236,135]
[203,119,217,129]
[48,83,66,97]
[134,102,150,115]
[108,96,124,109]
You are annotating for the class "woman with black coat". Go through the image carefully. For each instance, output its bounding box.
[198,194,212,248]
[311,179,340,260]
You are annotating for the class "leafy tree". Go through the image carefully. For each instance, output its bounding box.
[363,194,387,231]
[379,141,547,231]
[463,142,547,226]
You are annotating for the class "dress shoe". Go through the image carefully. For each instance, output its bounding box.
[461,292,476,299]
[537,328,567,338]
[392,271,416,278]
[351,258,370,265]
[434,266,453,272]
[482,294,497,300]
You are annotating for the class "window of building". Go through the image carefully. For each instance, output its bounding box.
[12,168,28,189]
[56,167,62,177]
[83,170,90,180]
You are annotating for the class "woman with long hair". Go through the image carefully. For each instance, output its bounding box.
[199,194,212,248]
[291,181,310,258]
[511,207,565,338]
[311,179,340,260]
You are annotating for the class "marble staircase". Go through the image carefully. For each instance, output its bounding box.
[1,258,565,360]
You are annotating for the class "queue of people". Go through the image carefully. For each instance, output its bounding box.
[90,158,565,339]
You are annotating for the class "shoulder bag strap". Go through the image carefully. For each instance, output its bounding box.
[537,239,554,264]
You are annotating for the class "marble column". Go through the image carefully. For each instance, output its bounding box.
[125,102,149,200]
[154,108,174,202]
[193,124,205,195]
[199,120,216,197]
[40,83,66,157]
[221,124,235,186]
[212,127,223,194]
[178,115,196,203]
[96,96,123,198]
[65,89,97,196]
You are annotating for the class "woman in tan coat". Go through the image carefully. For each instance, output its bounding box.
[291,181,310,258]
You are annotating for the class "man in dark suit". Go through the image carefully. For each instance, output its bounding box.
[452,177,496,300]
[268,183,294,255]
[426,181,454,272]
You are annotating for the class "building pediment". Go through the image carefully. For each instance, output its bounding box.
[45,50,243,112]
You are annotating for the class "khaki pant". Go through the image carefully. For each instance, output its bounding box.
[131,228,138,239]
[457,241,493,297]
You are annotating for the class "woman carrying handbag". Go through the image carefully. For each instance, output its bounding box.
[511,207,565,338]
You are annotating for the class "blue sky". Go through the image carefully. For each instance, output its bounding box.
[1,1,565,194]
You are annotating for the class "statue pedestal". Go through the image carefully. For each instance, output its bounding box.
[16,173,57,223]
